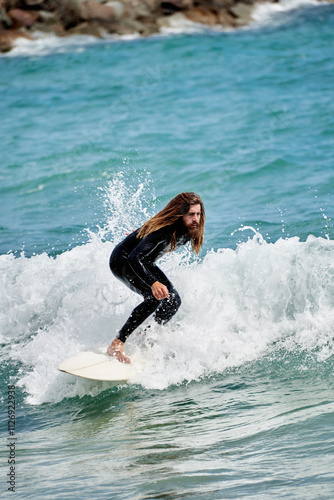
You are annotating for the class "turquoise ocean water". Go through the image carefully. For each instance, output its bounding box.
[1,1,334,498]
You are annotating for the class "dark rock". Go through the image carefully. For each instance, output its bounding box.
[8,8,38,28]
[120,16,151,35]
[24,0,45,5]
[217,9,238,27]
[0,7,13,28]
[121,0,160,20]
[229,2,254,24]
[161,0,193,14]
[185,6,218,26]
[81,0,117,22]
[37,9,58,24]
[67,20,103,36]
[57,0,86,29]
[2,1,20,10]
[33,20,66,34]
[104,1,125,21]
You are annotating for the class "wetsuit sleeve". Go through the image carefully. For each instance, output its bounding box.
[127,230,171,288]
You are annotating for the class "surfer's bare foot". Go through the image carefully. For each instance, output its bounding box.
[107,339,131,364]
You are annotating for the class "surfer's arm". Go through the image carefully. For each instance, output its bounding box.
[127,229,170,290]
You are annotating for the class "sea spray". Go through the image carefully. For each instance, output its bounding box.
[94,170,156,243]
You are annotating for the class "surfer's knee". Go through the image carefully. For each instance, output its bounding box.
[154,290,181,324]
[172,290,181,312]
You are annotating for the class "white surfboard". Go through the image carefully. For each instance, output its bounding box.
[58,346,143,382]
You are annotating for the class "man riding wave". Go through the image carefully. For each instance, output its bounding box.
[107,192,206,363]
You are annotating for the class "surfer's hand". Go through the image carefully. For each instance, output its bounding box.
[152,281,169,300]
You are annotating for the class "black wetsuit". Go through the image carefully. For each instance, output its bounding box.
[109,224,189,343]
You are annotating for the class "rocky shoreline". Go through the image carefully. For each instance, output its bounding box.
[0,0,330,53]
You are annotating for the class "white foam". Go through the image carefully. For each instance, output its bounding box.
[2,224,334,403]
[157,13,211,36]
[2,175,333,403]
[251,0,323,26]
[1,31,101,58]
[133,233,334,389]
[1,30,142,58]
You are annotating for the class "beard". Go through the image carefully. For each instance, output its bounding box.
[184,223,200,240]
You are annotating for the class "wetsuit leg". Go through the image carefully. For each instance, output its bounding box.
[110,256,181,342]
[147,265,182,325]
[116,292,160,342]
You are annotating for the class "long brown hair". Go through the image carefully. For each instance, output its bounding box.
[137,192,205,254]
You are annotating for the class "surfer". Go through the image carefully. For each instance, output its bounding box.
[107,192,205,363]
